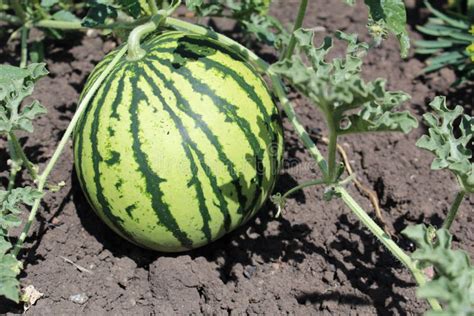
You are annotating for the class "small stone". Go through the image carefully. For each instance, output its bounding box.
[69,293,88,305]
[243,265,257,279]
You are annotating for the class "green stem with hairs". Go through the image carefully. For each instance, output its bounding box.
[7,162,19,192]
[325,114,338,182]
[0,16,149,30]
[442,190,466,230]
[35,18,147,30]
[6,135,21,193]
[282,178,326,199]
[270,75,329,176]
[8,132,38,181]
[281,0,308,60]
[12,44,129,256]
[19,26,28,68]
[127,19,159,60]
[336,187,442,310]
[127,2,181,61]
[148,0,159,15]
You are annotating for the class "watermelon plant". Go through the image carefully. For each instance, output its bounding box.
[0,0,473,313]
[415,1,474,84]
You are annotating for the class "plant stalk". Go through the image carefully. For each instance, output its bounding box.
[336,187,442,311]
[20,26,28,68]
[1,18,149,30]
[442,190,466,230]
[282,178,326,199]
[325,115,338,182]
[8,132,38,181]
[7,163,19,192]
[127,19,160,60]
[270,75,329,176]
[148,0,159,15]
[12,44,129,256]
[281,0,308,60]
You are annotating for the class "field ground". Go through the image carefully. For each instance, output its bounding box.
[1,0,473,314]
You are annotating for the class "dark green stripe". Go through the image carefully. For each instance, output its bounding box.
[141,66,212,242]
[88,66,138,241]
[144,33,245,62]
[110,75,125,120]
[129,65,194,248]
[150,57,263,215]
[74,65,123,208]
[147,56,265,222]
[144,63,231,231]
[191,55,280,222]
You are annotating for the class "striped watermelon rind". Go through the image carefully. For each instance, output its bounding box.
[74,31,284,252]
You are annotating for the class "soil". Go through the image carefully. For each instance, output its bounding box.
[1,0,473,315]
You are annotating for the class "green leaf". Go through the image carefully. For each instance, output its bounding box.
[241,15,289,48]
[0,251,22,303]
[364,0,410,57]
[402,224,474,315]
[416,96,474,192]
[424,0,469,29]
[52,10,80,22]
[270,29,417,138]
[415,1,473,81]
[40,0,59,7]
[0,186,42,302]
[0,187,43,215]
[117,0,143,18]
[0,63,48,134]
[81,1,118,27]
[185,0,203,11]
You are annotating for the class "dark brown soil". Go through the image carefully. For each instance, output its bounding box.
[1,1,473,315]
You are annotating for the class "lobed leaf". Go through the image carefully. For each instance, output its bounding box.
[402,224,474,315]
[0,185,41,303]
[0,187,43,217]
[0,63,48,134]
[270,28,417,138]
[416,96,474,192]
[0,250,22,303]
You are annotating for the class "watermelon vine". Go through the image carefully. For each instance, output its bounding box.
[0,0,472,313]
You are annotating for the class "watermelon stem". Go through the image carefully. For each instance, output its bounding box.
[442,189,466,230]
[127,19,161,61]
[281,0,309,60]
[127,1,182,61]
[12,45,129,256]
[148,0,159,15]
[8,132,38,181]
[336,187,442,311]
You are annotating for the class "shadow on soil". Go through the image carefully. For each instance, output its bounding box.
[72,167,412,314]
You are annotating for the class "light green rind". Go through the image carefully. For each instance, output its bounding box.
[74,31,283,252]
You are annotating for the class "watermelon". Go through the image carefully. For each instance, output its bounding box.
[73,31,284,252]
